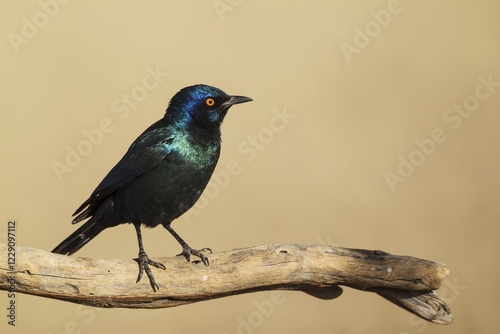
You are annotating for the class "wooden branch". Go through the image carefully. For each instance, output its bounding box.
[0,244,452,325]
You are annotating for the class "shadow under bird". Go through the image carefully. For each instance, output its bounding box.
[52,84,252,291]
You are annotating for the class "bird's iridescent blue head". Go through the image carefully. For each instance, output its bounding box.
[165,84,252,129]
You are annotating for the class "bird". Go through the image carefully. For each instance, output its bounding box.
[52,84,252,291]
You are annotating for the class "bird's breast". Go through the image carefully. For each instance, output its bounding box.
[173,133,221,167]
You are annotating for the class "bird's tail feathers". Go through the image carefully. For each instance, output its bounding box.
[72,206,92,224]
[52,218,106,255]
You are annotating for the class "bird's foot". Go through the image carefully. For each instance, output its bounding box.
[177,246,212,266]
[135,251,166,292]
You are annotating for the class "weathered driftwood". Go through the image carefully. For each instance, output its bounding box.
[0,244,452,324]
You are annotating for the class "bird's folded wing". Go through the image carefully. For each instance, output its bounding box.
[72,128,175,217]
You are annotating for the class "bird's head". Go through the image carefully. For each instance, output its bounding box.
[166,84,252,129]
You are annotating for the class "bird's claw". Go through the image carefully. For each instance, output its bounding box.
[177,246,212,266]
[135,251,166,292]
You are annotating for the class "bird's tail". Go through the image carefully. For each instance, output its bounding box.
[52,218,106,255]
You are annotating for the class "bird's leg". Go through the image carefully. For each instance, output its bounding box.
[134,224,166,292]
[163,224,212,266]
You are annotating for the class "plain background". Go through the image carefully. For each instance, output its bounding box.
[1,1,499,333]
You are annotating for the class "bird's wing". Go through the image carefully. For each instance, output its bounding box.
[72,127,175,219]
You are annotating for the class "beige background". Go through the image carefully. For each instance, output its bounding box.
[1,1,499,333]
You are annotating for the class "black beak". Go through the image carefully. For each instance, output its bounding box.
[221,95,253,110]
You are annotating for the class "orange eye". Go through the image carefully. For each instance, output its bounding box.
[205,97,215,107]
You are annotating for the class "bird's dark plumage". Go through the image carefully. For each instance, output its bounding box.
[52,84,252,291]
